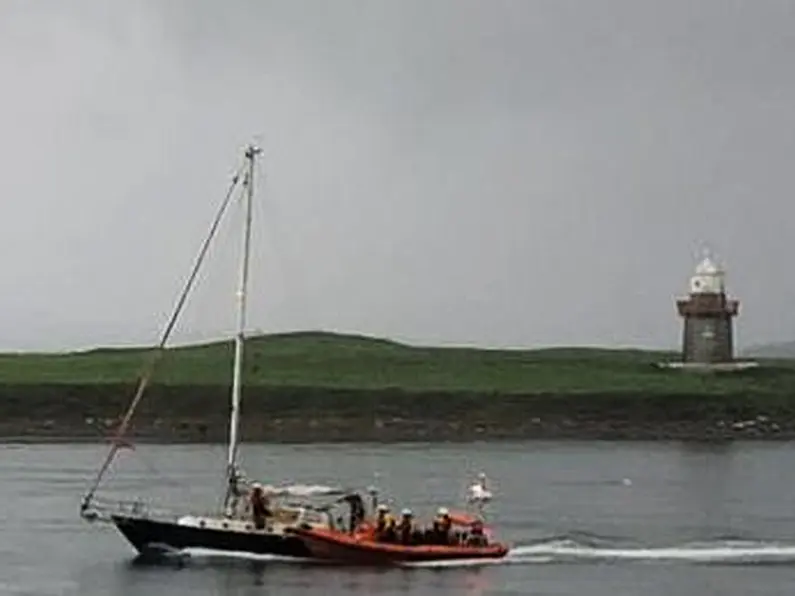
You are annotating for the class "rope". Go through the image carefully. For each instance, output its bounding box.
[81,162,246,511]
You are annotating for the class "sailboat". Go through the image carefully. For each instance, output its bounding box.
[79,144,362,559]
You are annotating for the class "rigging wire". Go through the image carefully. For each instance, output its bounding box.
[80,160,247,511]
[84,420,189,490]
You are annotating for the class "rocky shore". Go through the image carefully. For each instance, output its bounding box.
[2,383,795,443]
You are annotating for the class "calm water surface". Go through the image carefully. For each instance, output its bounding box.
[4,441,795,595]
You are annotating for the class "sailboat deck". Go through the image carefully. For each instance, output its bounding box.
[85,495,333,535]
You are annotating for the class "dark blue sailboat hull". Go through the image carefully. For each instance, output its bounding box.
[111,515,312,559]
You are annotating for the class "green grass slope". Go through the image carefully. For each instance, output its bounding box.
[1,331,795,396]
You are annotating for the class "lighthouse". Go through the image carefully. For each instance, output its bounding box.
[675,254,739,364]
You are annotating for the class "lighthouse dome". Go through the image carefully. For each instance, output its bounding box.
[695,256,720,276]
[689,255,725,294]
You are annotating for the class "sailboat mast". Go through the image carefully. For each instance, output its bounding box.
[226,144,260,479]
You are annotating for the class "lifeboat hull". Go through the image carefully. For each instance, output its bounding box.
[288,527,509,565]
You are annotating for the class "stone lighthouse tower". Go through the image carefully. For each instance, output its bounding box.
[675,254,739,364]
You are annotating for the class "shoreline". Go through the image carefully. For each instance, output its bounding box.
[0,384,795,444]
[3,432,795,444]
[4,382,795,444]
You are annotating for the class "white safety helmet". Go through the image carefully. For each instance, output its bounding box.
[377,504,389,512]
[401,508,412,516]
[437,507,449,516]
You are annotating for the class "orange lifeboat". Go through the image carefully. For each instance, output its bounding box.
[287,525,509,565]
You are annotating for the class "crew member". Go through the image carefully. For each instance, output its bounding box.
[375,504,390,534]
[396,508,414,544]
[375,503,396,542]
[248,483,271,530]
[433,507,453,544]
[383,513,397,542]
[374,504,398,542]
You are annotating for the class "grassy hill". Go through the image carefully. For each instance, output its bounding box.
[4,332,795,442]
[1,331,794,396]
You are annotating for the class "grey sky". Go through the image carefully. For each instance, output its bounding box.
[1,0,793,351]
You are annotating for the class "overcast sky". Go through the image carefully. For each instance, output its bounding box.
[1,0,793,351]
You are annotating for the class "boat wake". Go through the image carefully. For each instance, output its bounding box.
[148,537,795,570]
[500,538,795,567]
